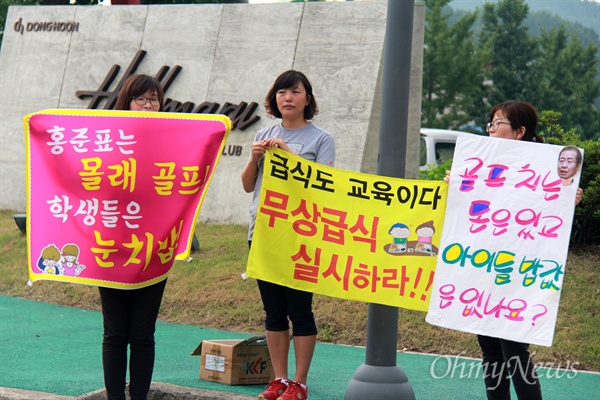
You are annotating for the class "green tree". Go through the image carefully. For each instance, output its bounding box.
[534,26,600,140]
[476,0,600,138]
[478,0,539,115]
[422,0,484,129]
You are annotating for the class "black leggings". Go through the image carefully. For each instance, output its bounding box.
[257,279,317,336]
[478,335,542,400]
[249,240,317,336]
[99,279,167,400]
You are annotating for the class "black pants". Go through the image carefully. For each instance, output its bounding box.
[249,240,317,336]
[257,279,317,336]
[478,335,542,400]
[99,279,167,400]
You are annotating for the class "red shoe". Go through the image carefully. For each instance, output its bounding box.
[277,380,308,400]
[258,378,289,400]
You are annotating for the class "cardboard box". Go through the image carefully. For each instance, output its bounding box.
[191,335,274,385]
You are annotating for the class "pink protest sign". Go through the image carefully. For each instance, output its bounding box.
[24,109,231,289]
[426,135,583,346]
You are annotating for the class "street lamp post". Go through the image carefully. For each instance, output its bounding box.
[345,1,416,399]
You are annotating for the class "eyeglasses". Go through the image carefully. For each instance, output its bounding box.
[132,96,160,107]
[486,120,512,133]
[558,159,578,166]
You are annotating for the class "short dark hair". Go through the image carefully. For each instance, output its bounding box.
[114,74,164,111]
[264,70,318,120]
[489,100,543,143]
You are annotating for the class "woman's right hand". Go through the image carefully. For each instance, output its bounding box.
[250,140,267,162]
[262,138,294,154]
[443,170,451,183]
[242,140,268,193]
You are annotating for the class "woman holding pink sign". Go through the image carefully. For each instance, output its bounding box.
[242,70,335,400]
[99,74,167,400]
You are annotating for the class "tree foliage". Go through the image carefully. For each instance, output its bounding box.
[478,0,538,113]
[422,0,484,130]
[423,0,600,141]
[534,26,600,140]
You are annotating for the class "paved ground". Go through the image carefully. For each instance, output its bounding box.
[1,295,598,399]
[0,383,253,400]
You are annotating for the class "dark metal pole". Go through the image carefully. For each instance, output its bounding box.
[345,1,416,398]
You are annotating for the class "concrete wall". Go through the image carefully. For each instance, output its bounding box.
[0,1,424,225]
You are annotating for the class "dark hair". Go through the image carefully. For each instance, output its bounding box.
[489,100,543,143]
[560,145,583,165]
[114,74,164,111]
[264,70,318,120]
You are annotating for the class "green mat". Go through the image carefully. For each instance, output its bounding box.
[1,295,598,399]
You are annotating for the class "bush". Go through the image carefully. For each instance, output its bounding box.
[418,159,452,181]
[539,110,600,247]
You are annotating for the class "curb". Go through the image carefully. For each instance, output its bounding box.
[0,383,254,400]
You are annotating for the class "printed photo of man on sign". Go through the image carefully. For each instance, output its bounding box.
[24,109,231,289]
[245,148,448,312]
[426,134,583,347]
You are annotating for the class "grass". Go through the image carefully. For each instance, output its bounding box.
[1,209,598,371]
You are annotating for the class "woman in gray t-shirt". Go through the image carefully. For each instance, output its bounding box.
[241,70,335,400]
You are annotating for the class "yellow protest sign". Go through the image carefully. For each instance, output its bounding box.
[245,148,447,311]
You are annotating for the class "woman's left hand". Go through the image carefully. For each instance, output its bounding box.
[263,138,293,154]
[443,170,451,183]
[575,187,583,206]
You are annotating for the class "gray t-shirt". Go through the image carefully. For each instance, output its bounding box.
[247,122,336,240]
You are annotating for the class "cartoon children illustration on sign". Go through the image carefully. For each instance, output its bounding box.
[387,223,411,253]
[415,220,436,255]
[385,220,438,256]
[60,244,86,277]
[37,244,63,275]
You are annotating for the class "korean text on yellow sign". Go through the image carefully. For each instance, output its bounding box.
[246,148,448,311]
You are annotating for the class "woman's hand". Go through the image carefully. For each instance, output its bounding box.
[575,187,583,206]
[443,170,451,183]
[241,140,269,193]
[250,140,267,162]
[262,138,294,154]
